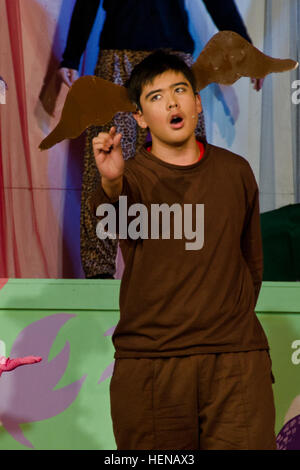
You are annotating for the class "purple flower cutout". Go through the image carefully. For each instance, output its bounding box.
[98,326,116,383]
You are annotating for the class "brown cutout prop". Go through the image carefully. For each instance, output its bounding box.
[192,31,298,90]
[39,31,298,151]
[39,77,135,150]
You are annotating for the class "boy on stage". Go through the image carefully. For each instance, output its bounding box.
[90,51,277,450]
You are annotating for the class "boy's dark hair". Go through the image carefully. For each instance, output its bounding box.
[126,50,198,110]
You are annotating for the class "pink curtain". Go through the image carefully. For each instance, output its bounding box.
[0,0,116,278]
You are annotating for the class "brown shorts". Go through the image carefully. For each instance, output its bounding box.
[110,350,277,450]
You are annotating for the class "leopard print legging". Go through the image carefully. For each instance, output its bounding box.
[80,49,206,278]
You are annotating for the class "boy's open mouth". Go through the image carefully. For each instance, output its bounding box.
[169,114,184,129]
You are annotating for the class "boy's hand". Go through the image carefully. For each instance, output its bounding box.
[92,127,124,181]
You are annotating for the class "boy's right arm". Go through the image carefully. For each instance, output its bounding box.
[89,127,141,238]
[101,175,123,203]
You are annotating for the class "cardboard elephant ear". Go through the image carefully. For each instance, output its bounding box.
[192,30,298,90]
[39,77,135,150]
[39,31,298,151]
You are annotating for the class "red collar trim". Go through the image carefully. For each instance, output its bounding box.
[146,141,205,161]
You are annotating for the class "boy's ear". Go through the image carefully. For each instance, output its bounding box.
[195,93,202,114]
[133,109,148,129]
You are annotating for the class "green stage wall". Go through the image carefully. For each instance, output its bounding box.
[0,279,299,450]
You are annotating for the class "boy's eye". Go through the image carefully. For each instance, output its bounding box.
[151,94,162,102]
[175,87,186,93]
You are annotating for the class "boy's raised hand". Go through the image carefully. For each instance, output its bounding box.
[92,127,124,181]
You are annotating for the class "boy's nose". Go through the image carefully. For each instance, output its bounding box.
[168,102,178,109]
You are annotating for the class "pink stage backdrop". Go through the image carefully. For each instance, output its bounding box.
[0,0,125,278]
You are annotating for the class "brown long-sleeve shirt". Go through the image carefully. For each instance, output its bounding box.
[90,141,269,358]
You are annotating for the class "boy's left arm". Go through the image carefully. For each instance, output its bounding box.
[240,165,263,306]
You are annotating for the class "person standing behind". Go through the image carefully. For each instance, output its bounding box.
[58,0,261,280]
